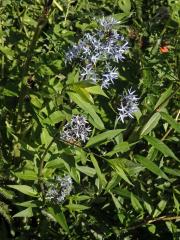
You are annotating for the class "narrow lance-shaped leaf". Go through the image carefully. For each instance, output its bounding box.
[65,204,90,212]
[90,154,107,188]
[85,85,108,98]
[160,111,180,133]
[7,185,38,197]
[144,135,179,161]
[47,207,69,233]
[153,199,167,218]
[13,207,33,218]
[105,142,130,156]
[86,129,124,147]
[140,112,161,137]
[131,193,143,212]
[68,92,104,130]
[154,86,173,110]
[107,158,133,185]
[135,155,169,180]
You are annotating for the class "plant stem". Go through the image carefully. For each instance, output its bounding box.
[38,134,58,181]
[0,17,4,80]
[38,120,66,200]
[120,215,180,233]
[16,2,53,132]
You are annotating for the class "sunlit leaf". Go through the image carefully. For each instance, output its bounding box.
[8,185,38,197]
[13,207,33,218]
[86,129,124,147]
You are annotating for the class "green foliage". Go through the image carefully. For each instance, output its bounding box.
[0,0,179,239]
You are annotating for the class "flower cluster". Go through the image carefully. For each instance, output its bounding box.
[80,63,119,89]
[117,89,139,123]
[66,16,128,88]
[60,115,91,143]
[46,175,72,204]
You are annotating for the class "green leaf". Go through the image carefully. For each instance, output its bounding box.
[86,129,124,147]
[85,86,108,98]
[47,208,69,233]
[160,112,180,133]
[173,193,179,214]
[16,201,37,208]
[45,158,65,169]
[41,128,53,147]
[67,69,79,84]
[140,112,161,137]
[153,199,167,217]
[55,211,69,232]
[0,87,18,97]
[118,0,131,13]
[114,188,131,198]
[14,170,37,180]
[30,94,43,109]
[135,155,169,180]
[44,111,65,125]
[0,46,14,60]
[105,142,130,156]
[148,225,156,234]
[76,166,96,177]
[164,167,180,177]
[68,92,104,130]
[71,195,90,201]
[75,87,94,104]
[90,154,107,187]
[131,193,143,212]
[111,192,121,210]
[108,159,133,185]
[70,167,80,183]
[65,204,90,211]
[144,200,153,215]
[13,207,33,218]
[154,86,173,110]
[7,185,38,197]
[144,135,179,161]
[106,174,120,192]
[0,187,14,200]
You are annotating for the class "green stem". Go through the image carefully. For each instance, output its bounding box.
[16,4,52,132]
[38,134,57,197]
[0,18,4,80]
[38,120,66,200]
[119,215,180,233]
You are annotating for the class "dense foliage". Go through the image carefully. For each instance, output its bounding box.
[0,0,180,239]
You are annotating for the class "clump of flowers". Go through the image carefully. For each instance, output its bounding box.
[66,16,129,88]
[61,115,91,144]
[117,89,139,123]
[45,175,72,204]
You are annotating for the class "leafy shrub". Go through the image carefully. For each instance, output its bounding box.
[0,0,179,239]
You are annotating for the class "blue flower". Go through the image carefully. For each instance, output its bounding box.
[117,89,139,123]
[46,175,73,204]
[80,64,97,83]
[61,115,91,143]
[65,16,129,89]
[98,16,120,30]
[102,65,119,88]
